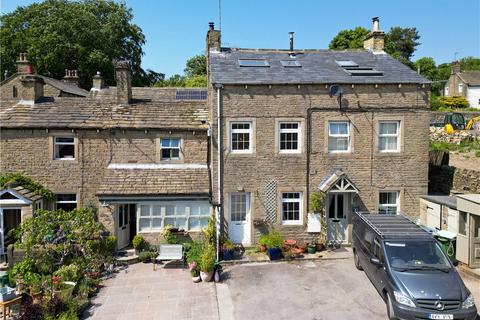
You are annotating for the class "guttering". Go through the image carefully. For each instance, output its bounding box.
[214,83,224,261]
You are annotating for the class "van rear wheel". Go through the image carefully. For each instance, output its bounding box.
[353,250,363,270]
[386,292,397,320]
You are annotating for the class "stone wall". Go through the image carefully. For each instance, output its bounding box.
[210,83,430,244]
[429,166,480,194]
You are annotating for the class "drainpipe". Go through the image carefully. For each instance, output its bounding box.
[214,83,224,261]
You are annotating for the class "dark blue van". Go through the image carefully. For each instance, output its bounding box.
[352,212,477,320]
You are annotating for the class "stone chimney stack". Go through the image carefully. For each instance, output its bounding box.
[206,22,221,52]
[16,53,33,74]
[363,17,385,53]
[63,69,80,86]
[452,61,461,74]
[92,71,105,90]
[20,75,44,104]
[114,60,132,104]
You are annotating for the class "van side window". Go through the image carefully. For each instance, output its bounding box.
[373,238,384,261]
[364,229,374,251]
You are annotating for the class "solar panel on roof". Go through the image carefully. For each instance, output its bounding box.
[238,59,270,67]
[335,60,359,67]
[280,60,301,68]
[175,90,207,100]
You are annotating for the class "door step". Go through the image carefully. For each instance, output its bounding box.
[115,248,139,265]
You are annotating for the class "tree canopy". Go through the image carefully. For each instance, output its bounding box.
[329,26,420,68]
[156,54,207,87]
[0,0,155,88]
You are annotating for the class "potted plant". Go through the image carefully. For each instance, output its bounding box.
[52,275,76,301]
[188,261,201,283]
[265,230,283,261]
[307,242,317,254]
[222,239,235,261]
[200,245,215,282]
[258,234,268,252]
[132,235,145,254]
[28,274,43,304]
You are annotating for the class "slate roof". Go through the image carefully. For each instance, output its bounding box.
[458,71,480,86]
[420,195,457,209]
[1,184,43,202]
[209,48,429,85]
[38,75,89,97]
[0,97,208,130]
[96,167,209,195]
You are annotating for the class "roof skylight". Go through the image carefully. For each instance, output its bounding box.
[336,60,383,76]
[238,59,270,67]
[280,60,302,68]
[335,60,359,67]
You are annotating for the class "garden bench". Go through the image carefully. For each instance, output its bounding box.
[155,244,185,269]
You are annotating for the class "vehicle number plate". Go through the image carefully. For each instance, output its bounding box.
[429,314,453,320]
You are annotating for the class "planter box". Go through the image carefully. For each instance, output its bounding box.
[222,249,234,261]
[0,286,16,302]
[267,247,282,261]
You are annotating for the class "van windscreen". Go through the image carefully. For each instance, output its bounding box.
[384,241,452,272]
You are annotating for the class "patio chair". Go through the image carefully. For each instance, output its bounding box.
[154,244,185,269]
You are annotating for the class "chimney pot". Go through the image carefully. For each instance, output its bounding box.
[209,22,214,30]
[452,61,461,74]
[63,69,80,86]
[114,60,132,104]
[16,53,33,74]
[289,32,294,51]
[364,17,385,52]
[92,71,105,90]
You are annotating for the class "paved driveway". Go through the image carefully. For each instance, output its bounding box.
[83,263,219,320]
[219,258,480,320]
[219,259,387,320]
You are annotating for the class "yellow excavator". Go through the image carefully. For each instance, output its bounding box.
[444,113,480,133]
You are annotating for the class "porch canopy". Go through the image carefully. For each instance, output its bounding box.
[0,184,42,206]
[318,170,358,193]
[96,163,210,199]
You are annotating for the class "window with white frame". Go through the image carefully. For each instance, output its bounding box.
[230,193,250,222]
[56,194,77,211]
[279,122,300,153]
[160,138,181,160]
[458,83,463,93]
[230,122,252,153]
[281,192,302,224]
[445,86,449,95]
[379,191,399,214]
[54,137,75,160]
[138,202,210,232]
[328,121,350,152]
[379,121,400,152]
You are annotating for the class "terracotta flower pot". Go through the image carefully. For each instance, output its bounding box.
[258,243,267,252]
[30,291,43,304]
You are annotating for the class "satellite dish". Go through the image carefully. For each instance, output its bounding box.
[329,85,343,97]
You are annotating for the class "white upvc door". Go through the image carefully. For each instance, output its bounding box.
[228,193,251,245]
[326,193,349,244]
[116,204,130,249]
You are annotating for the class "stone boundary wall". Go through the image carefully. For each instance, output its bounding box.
[430,111,480,124]
[429,165,480,195]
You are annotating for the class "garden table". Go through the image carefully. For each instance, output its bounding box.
[0,295,21,320]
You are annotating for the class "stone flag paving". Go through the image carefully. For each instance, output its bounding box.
[83,263,219,320]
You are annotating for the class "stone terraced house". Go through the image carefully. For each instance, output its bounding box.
[0,58,211,252]
[207,18,431,246]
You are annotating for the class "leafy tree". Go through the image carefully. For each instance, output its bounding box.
[185,75,207,87]
[384,27,420,62]
[155,74,186,87]
[328,27,369,50]
[184,55,207,77]
[0,0,152,88]
[460,57,480,71]
[414,57,436,80]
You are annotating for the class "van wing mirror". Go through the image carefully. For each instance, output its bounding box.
[370,257,383,267]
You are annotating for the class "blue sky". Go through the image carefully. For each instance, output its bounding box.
[2,0,479,77]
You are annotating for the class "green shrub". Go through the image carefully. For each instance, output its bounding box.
[161,225,179,244]
[54,264,82,283]
[138,251,153,263]
[132,235,145,250]
[104,236,117,254]
[309,192,325,213]
[186,241,203,264]
[203,215,216,246]
[200,244,215,272]
[0,172,55,201]
[222,239,234,251]
[263,230,283,248]
[438,96,470,109]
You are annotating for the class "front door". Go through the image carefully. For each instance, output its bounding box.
[0,208,22,255]
[469,214,480,268]
[327,193,348,244]
[116,204,130,249]
[228,193,251,245]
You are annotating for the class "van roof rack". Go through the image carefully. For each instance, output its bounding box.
[354,211,432,239]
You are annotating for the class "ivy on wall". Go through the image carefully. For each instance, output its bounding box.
[0,172,54,201]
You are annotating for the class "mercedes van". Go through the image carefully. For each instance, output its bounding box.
[352,212,477,320]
